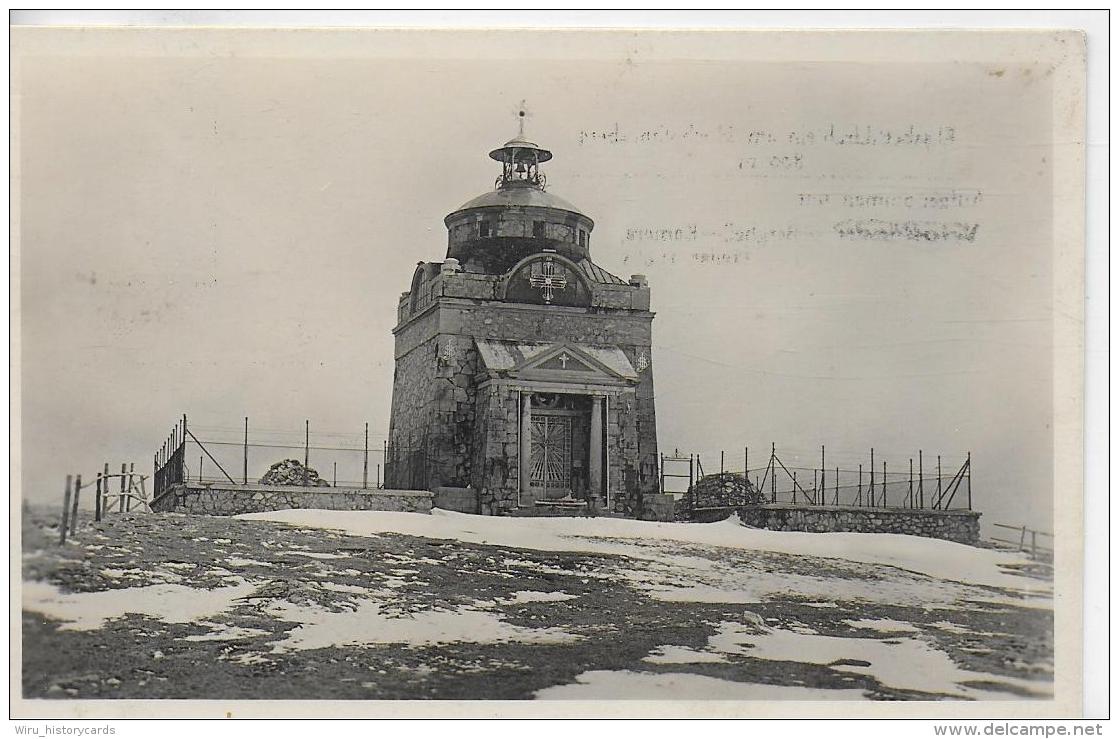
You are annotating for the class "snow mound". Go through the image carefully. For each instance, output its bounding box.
[239,508,1039,591]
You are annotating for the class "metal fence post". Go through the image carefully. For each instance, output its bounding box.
[937,455,943,510]
[869,448,875,507]
[966,451,972,510]
[820,445,825,505]
[918,450,924,509]
[770,443,776,503]
[243,416,249,484]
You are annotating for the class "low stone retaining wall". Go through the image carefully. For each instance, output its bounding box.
[736,504,980,544]
[433,486,479,514]
[150,483,433,516]
[640,493,677,522]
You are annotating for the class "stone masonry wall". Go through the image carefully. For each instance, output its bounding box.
[387,327,439,488]
[737,504,981,544]
[150,483,433,516]
[608,389,639,514]
[440,302,653,348]
[472,385,522,515]
[426,336,479,489]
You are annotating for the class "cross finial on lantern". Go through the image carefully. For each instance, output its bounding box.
[516,100,530,137]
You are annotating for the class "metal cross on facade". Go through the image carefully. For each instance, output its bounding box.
[528,259,567,303]
[558,353,570,368]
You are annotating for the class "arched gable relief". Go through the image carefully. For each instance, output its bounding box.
[501,253,592,308]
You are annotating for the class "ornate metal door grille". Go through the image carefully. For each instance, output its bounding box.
[530,415,572,493]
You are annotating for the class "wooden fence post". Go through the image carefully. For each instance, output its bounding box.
[95,472,103,522]
[59,475,72,545]
[69,474,82,536]
[119,463,127,513]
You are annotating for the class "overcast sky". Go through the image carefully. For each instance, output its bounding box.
[14,29,1067,532]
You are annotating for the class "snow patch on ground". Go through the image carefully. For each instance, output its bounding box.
[708,622,1050,699]
[22,580,257,631]
[266,598,583,652]
[643,645,730,664]
[225,557,272,568]
[534,670,868,700]
[842,618,921,633]
[506,590,579,604]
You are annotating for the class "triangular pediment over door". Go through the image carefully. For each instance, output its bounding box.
[474,339,638,386]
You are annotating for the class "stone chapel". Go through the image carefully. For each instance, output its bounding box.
[387,121,663,518]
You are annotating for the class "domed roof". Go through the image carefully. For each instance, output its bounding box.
[449,186,588,219]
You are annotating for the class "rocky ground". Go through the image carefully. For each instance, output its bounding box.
[20,505,1053,702]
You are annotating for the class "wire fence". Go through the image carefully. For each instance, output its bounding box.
[153,415,396,497]
[989,522,1053,561]
[665,444,972,518]
[151,417,974,518]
